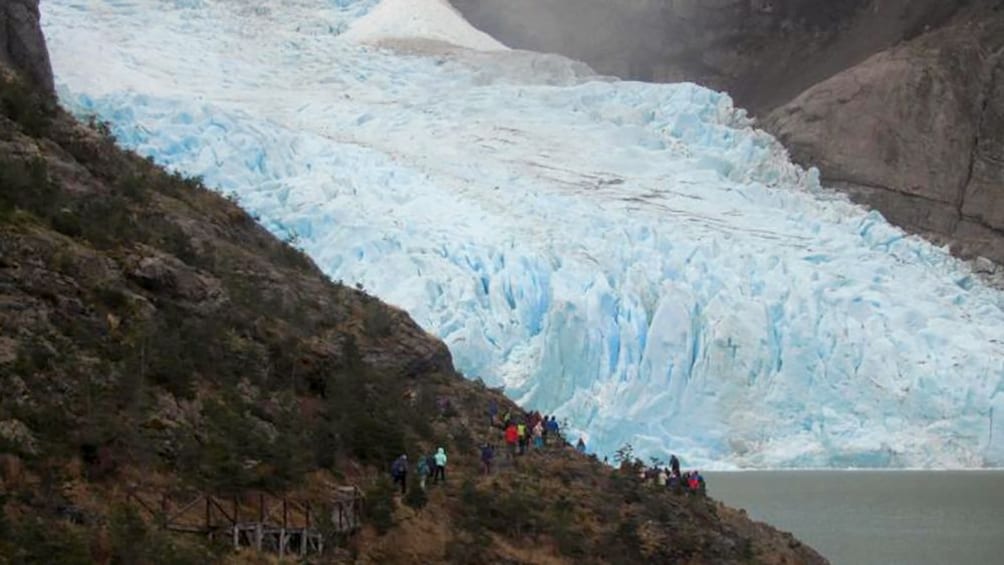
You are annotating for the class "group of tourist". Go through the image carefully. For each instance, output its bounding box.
[632,454,707,495]
[390,398,708,497]
[481,405,573,474]
[500,410,563,458]
[390,448,448,495]
[389,399,585,493]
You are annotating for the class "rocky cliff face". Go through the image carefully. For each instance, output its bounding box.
[453,0,1004,265]
[766,9,1004,263]
[0,0,53,95]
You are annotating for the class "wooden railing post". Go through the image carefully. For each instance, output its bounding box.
[205,496,212,540]
[303,502,312,557]
[231,496,239,549]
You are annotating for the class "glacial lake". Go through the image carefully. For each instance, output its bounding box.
[705,471,1004,565]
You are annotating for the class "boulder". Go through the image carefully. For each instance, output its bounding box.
[0,0,55,95]
[125,246,227,312]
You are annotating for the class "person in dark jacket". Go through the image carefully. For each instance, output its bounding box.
[425,453,437,483]
[670,454,680,477]
[480,443,495,475]
[488,399,499,427]
[391,454,408,494]
[416,456,430,490]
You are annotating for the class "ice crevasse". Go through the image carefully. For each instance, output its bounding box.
[40,0,1004,468]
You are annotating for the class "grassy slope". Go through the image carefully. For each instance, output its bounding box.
[0,71,825,564]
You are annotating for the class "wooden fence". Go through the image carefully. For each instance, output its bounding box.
[126,485,363,557]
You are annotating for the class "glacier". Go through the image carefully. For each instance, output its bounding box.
[40,0,1004,469]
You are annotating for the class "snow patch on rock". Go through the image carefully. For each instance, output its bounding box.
[341,0,507,51]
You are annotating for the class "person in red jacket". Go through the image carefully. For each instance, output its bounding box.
[688,472,700,492]
[504,422,519,460]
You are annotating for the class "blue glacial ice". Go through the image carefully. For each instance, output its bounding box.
[41,0,1004,468]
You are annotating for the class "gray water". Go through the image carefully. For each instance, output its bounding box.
[705,471,1004,565]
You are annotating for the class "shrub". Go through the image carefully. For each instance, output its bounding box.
[445,535,491,564]
[0,76,52,136]
[107,505,219,565]
[364,478,396,535]
[404,482,427,511]
[0,157,57,221]
[1,516,91,565]
[363,301,393,338]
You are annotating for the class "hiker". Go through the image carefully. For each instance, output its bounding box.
[547,416,560,442]
[529,411,541,432]
[688,471,700,492]
[668,471,681,493]
[670,454,680,477]
[576,437,586,453]
[517,421,527,455]
[433,447,448,483]
[504,422,519,460]
[425,453,437,483]
[416,454,430,490]
[480,442,495,475]
[657,467,668,487]
[695,471,706,495]
[488,398,499,427]
[391,454,408,494]
[532,419,543,450]
[541,414,550,444]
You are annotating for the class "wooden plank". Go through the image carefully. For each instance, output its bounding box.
[209,497,235,524]
[166,496,204,525]
[130,494,160,520]
[166,525,210,534]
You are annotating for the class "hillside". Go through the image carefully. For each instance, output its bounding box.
[0,24,825,565]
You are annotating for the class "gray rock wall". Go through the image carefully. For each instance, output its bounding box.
[765,15,1004,262]
[1,0,54,95]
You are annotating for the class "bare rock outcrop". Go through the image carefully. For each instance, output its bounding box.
[0,0,54,95]
[765,14,1004,262]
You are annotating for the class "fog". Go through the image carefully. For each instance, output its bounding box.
[448,0,964,112]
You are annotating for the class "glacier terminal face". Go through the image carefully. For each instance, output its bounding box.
[42,0,1004,468]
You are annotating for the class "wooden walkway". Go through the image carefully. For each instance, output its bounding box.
[126,485,363,557]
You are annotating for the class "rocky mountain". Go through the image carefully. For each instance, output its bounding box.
[0,0,53,96]
[0,6,825,563]
[766,3,1004,264]
[453,0,1004,266]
